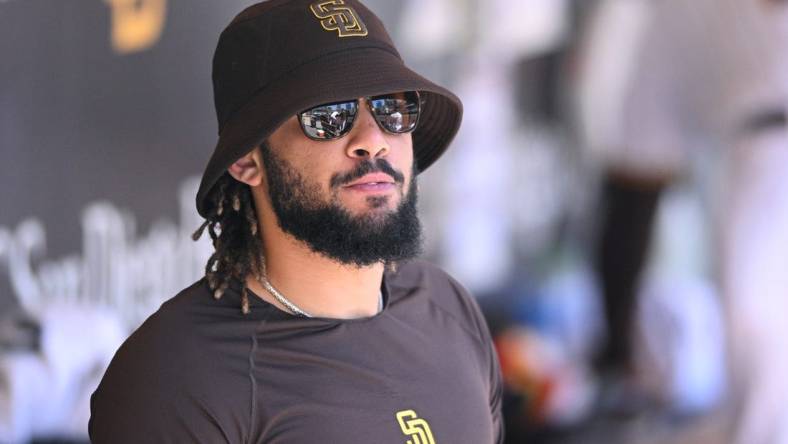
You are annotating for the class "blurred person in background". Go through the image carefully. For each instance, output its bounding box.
[577,0,788,441]
[398,0,614,441]
[89,1,504,442]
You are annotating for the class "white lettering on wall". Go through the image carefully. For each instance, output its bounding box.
[0,177,212,327]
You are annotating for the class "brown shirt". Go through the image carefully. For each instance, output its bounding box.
[89,259,504,444]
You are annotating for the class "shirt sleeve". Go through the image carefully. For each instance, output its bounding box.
[451,277,505,444]
[87,307,240,444]
[488,332,505,444]
[88,384,231,444]
[481,307,505,444]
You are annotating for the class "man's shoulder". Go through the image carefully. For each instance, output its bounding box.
[387,258,450,287]
[389,258,470,299]
[388,260,489,341]
[90,278,253,442]
[103,277,253,373]
[98,279,215,382]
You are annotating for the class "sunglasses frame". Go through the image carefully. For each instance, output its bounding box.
[297,91,423,141]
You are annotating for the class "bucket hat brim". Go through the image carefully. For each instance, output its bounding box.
[196,46,462,219]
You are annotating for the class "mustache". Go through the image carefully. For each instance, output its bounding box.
[330,159,406,188]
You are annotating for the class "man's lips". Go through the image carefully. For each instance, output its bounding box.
[343,173,396,188]
[342,173,398,194]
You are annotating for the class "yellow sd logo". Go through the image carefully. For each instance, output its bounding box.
[396,410,436,444]
[309,0,368,38]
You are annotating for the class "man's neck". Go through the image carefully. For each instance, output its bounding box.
[245,225,385,319]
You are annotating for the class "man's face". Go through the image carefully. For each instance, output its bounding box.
[261,97,422,266]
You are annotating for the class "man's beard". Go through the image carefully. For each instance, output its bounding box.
[260,144,423,267]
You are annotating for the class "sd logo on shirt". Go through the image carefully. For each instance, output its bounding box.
[396,409,435,444]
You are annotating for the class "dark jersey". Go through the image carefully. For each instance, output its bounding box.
[89,260,504,444]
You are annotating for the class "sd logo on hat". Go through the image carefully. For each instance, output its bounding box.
[310,0,369,37]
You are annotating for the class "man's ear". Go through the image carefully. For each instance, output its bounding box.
[227,148,264,187]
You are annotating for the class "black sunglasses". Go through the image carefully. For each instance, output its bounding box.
[298,91,421,141]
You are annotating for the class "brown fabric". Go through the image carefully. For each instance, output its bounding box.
[89,260,504,444]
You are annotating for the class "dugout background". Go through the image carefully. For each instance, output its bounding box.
[0,1,601,442]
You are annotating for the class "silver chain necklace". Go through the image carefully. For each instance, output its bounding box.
[257,261,383,318]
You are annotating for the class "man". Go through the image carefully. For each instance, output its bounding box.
[88,0,504,443]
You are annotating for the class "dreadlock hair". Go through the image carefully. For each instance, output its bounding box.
[192,173,264,315]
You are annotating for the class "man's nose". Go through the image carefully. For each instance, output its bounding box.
[345,100,390,160]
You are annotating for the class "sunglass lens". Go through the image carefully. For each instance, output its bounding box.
[299,100,358,139]
[369,91,420,134]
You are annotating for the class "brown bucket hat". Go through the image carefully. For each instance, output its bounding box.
[196,0,463,218]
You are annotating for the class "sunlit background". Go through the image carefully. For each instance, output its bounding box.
[3,0,788,442]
